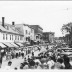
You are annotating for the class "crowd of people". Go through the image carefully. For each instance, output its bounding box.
[0,49,26,69]
[18,51,72,69]
[0,45,72,70]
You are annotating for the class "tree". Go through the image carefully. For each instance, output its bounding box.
[61,24,71,34]
[61,22,72,47]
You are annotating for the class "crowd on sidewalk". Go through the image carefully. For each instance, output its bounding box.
[0,49,26,68]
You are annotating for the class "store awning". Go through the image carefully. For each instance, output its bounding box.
[15,43,24,47]
[0,43,6,48]
[10,43,19,48]
[3,42,15,48]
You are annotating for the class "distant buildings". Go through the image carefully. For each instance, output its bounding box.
[54,37,64,43]
[0,17,55,49]
[29,25,43,43]
[15,24,35,44]
[43,32,55,43]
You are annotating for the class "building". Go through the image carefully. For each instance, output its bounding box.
[15,24,35,44]
[0,18,24,43]
[43,32,55,43]
[0,17,24,52]
[54,37,64,43]
[30,25,43,43]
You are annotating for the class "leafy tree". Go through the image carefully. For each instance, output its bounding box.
[61,22,72,47]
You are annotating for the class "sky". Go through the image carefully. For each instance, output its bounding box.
[0,1,72,37]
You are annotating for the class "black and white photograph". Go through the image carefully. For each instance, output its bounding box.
[0,1,72,70]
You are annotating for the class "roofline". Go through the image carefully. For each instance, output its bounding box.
[30,25,43,30]
[0,24,24,36]
[23,24,34,29]
[0,30,24,36]
[15,24,34,29]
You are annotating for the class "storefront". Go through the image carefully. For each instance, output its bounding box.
[2,42,15,52]
[0,43,6,50]
[15,42,24,50]
[0,43,7,57]
[10,43,19,50]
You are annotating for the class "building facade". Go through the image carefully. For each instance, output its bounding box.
[15,24,35,44]
[0,17,24,43]
[43,32,55,43]
[30,25,43,43]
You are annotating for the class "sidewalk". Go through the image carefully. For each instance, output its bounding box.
[1,50,40,69]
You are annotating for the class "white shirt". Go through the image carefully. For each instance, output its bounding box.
[47,60,55,69]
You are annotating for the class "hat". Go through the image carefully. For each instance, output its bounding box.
[8,61,12,65]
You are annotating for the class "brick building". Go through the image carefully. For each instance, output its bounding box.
[30,25,43,43]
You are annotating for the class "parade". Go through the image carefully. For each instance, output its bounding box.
[0,43,72,70]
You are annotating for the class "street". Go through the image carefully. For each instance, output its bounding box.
[1,45,72,69]
[1,49,41,69]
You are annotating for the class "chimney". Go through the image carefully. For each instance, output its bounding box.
[2,17,5,27]
[12,22,15,25]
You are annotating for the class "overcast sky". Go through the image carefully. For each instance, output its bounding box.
[0,1,72,37]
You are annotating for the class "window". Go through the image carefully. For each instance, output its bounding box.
[26,30,27,34]
[3,34,5,40]
[12,35,13,40]
[18,36,19,40]
[10,35,11,40]
[20,36,23,40]
[6,34,7,40]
